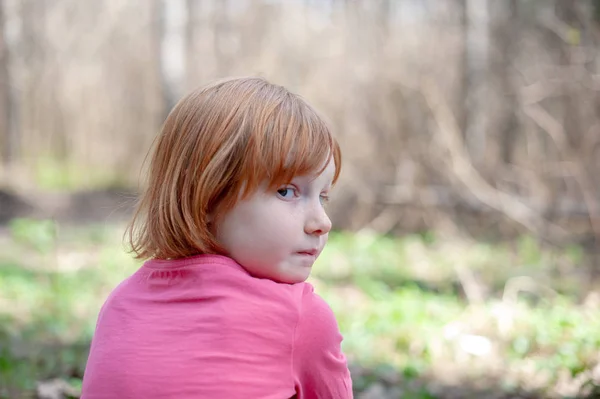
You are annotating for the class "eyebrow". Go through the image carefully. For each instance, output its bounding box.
[291,174,334,189]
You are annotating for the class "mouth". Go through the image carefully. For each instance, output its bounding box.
[296,249,318,257]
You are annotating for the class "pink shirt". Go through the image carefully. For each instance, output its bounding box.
[81,254,353,398]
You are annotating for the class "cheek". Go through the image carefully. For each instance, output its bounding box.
[217,206,274,245]
[250,212,298,248]
[216,199,303,254]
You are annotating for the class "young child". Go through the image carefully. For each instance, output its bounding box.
[81,77,353,398]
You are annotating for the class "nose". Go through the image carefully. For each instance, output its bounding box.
[304,200,332,236]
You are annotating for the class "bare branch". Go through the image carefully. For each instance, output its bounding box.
[421,78,569,241]
[523,102,600,244]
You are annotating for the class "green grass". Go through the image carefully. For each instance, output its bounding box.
[0,220,598,398]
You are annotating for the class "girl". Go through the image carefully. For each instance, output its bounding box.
[81,77,353,398]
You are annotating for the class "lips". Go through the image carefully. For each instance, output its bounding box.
[297,249,318,256]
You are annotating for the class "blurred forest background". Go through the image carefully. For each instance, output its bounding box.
[1,0,600,398]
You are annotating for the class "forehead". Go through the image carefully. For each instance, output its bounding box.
[292,158,335,185]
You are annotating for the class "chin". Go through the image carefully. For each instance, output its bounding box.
[276,273,309,285]
[242,261,311,284]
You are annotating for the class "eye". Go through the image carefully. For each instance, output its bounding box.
[320,194,330,205]
[276,186,297,199]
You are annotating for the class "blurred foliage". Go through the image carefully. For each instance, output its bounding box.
[0,220,598,398]
[32,158,131,191]
[8,218,57,254]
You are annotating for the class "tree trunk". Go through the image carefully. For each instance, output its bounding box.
[0,0,16,179]
[185,0,199,87]
[555,0,583,151]
[489,0,518,165]
[157,0,187,116]
[456,0,469,141]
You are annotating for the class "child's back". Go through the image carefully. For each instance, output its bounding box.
[82,255,351,399]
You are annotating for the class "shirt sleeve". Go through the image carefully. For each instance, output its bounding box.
[292,284,353,399]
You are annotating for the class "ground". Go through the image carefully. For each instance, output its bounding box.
[1,189,599,399]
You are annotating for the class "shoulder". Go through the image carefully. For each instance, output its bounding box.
[291,283,353,397]
[293,282,344,351]
[95,275,133,319]
[297,283,338,327]
[205,266,308,333]
[217,263,307,308]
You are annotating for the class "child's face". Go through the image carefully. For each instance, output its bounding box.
[214,159,335,284]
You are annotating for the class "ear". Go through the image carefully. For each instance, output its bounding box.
[206,208,219,230]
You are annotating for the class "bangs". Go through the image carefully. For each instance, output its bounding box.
[241,94,342,196]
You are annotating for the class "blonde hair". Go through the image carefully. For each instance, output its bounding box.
[127,77,342,260]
